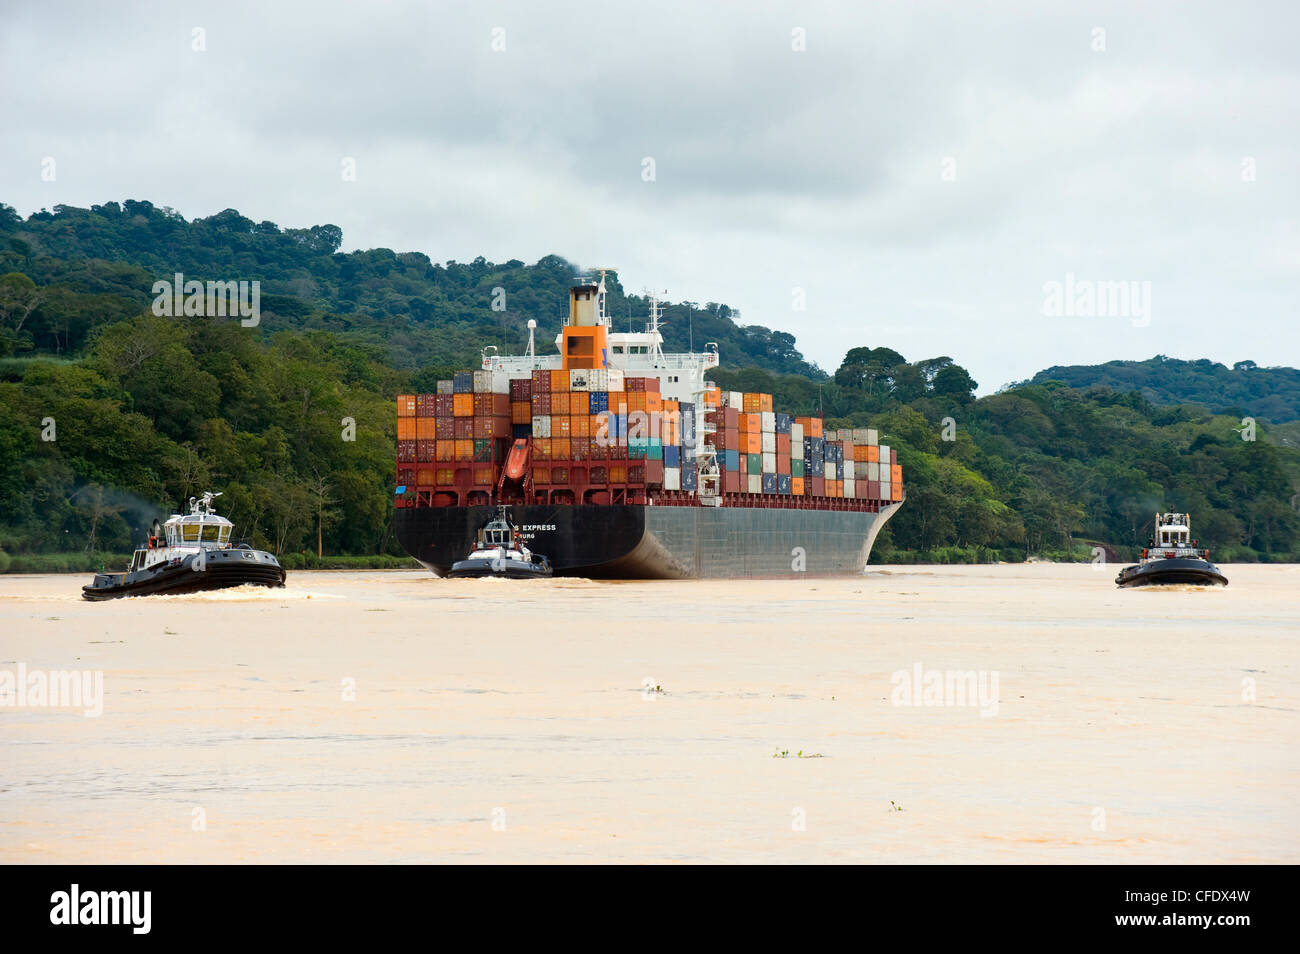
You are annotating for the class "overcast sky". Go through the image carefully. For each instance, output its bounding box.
[3,0,1296,390]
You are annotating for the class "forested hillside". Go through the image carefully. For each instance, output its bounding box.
[2,201,1297,569]
[1030,357,1300,423]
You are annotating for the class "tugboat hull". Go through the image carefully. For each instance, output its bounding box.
[82,549,286,601]
[445,557,553,580]
[1115,558,1228,588]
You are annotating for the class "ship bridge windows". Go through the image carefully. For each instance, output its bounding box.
[201,524,224,543]
[181,523,201,543]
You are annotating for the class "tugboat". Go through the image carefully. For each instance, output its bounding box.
[445,507,553,579]
[82,492,286,600]
[1115,512,1228,587]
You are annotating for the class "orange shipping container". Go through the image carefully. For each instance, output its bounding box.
[570,392,589,415]
[572,415,590,438]
[554,417,572,437]
[435,468,455,486]
[452,393,474,417]
[645,392,662,414]
[417,467,436,485]
[533,438,551,460]
[609,465,628,483]
[550,369,569,392]
[891,483,903,501]
[511,401,531,424]
[891,464,902,483]
[790,477,805,496]
[416,418,436,440]
[473,466,494,485]
[436,440,454,461]
[759,394,773,412]
[533,466,551,484]
[705,386,722,407]
[866,445,879,462]
[796,417,823,439]
[744,432,761,454]
[552,392,571,415]
[453,439,474,459]
[854,445,870,462]
[396,418,417,440]
[743,393,760,412]
[396,395,417,417]
[552,437,570,459]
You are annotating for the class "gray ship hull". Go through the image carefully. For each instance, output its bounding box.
[395,501,903,579]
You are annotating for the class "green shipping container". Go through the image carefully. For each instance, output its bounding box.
[747,453,761,475]
[473,439,494,462]
[792,459,805,478]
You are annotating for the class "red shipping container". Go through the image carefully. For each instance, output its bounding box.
[435,417,454,439]
[434,394,454,417]
[510,378,532,401]
[454,419,474,440]
[416,394,436,417]
[551,465,569,484]
[868,480,880,499]
[777,452,790,473]
[723,471,742,494]
[416,439,435,462]
[589,440,607,460]
[809,477,825,496]
[397,440,416,462]
[570,438,590,460]
[776,433,791,455]
[531,369,550,393]
[590,466,608,484]
[397,467,415,485]
[644,460,664,486]
[532,392,552,415]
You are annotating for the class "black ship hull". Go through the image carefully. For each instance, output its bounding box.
[83,549,286,601]
[1115,557,1228,588]
[396,502,903,579]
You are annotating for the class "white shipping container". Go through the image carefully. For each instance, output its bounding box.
[569,369,590,391]
[790,422,804,446]
[728,391,744,409]
[747,474,762,494]
[867,428,879,445]
[852,428,869,443]
[844,477,855,496]
[867,461,880,481]
[473,370,494,393]
[762,452,776,474]
[606,369,625,392]
[531,415,551,438]
[791,443,804,462]
[588,368,607,391]
[825,461,837,480]
[879,444,890,465]
[663,467,681,491]
[760,411,776,433]
[761,432,776,454]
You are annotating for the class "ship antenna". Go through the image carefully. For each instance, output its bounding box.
[589,267,617,327]
[644,288,668,366]
[525,319,537,365]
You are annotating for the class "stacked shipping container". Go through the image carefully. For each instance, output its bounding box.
[703,393,902,501]
[399,379,901,503]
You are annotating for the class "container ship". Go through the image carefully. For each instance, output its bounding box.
[394,271,904,578]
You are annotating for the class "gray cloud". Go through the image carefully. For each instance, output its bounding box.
[2,0,1296,389]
